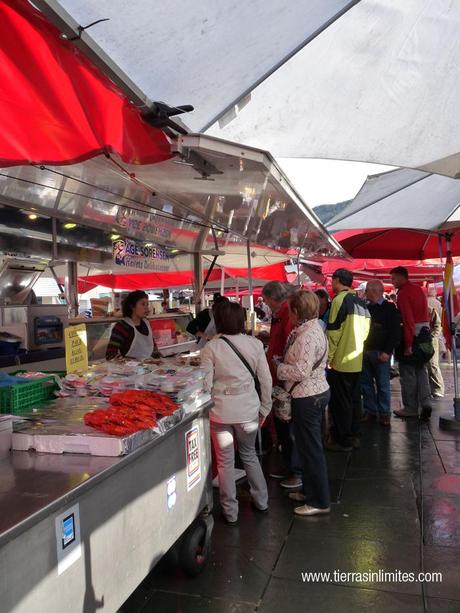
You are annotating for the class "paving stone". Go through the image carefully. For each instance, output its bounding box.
[423,545,460,600]
[272,532,422,596]
[423,495,460,548]
[258,577,425,613]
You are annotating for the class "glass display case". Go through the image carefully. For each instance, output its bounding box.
[70,313,197,361]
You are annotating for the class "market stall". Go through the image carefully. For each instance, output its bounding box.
[0,4,343,611]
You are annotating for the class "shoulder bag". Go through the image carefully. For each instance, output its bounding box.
[220,336,262,401]
[273,339,328,422]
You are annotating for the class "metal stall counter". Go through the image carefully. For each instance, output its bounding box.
[0,396,213,613]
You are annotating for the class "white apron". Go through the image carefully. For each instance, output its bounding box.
[124,317,154,360]
[196,312,217,350]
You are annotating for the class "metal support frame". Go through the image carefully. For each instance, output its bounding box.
[66,261,79,318]
[246,239,255,333]
[220,267,226,296]
[193,252,204,314]
[49,265,65,296]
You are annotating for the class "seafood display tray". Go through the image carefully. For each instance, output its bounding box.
[11,394,209,457]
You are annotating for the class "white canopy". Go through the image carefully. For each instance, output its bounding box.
[209,0,460,177]
[327,168,460,232]
[44,0,357,132]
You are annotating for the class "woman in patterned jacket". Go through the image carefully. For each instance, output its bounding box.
[276,290,330,517]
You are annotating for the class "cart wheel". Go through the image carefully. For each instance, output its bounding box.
[179,521,210,576]
[162,542,180,570]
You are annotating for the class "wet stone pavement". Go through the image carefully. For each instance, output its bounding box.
[120,364,460,613]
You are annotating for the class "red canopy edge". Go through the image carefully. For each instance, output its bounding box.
[78,262,289,292]
[332,228,460,260]
[0,0,171,168]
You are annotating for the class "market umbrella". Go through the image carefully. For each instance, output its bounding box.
[210,2,460,178]
[327,168,460,255]
[332,229,460,260]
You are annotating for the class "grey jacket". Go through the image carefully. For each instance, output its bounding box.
[201,334,272,423]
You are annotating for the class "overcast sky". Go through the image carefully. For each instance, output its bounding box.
[277,158,395,209]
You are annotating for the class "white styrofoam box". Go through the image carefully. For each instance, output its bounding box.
[12,427,156,457]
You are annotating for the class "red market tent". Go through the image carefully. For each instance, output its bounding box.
[303,258,446,287]
[0,0,170,167]
[319,258,423,275]
[78,261,289,292]
[333,229,460,261]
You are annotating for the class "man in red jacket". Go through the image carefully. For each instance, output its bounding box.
[391,267,433,420]
[262,281,301,488]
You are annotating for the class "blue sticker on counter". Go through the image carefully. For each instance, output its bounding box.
[55,503,81,575]
[62,513,75,549]
[167,476,177,510]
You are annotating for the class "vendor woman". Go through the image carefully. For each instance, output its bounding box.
[106,290,158,360]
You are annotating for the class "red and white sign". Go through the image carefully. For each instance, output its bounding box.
[185,426,201,492]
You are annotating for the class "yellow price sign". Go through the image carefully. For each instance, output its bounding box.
[65,324,88,374]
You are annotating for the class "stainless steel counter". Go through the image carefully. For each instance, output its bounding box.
[0,400,213,612]
[0,404,210,547]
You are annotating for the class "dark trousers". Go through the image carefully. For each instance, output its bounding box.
[292,391,331,509]
[328,370,362,447]
[274,416,301,476]
[362,350,391,415]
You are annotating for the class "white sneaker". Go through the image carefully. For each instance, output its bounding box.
[294,505,330,516]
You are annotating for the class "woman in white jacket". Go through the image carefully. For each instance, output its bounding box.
[201,301,272,525]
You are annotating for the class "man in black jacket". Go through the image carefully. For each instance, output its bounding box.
[362,280,402,426]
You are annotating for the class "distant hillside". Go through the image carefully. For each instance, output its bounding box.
[313,200,351,225]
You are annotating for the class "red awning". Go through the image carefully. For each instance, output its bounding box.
[333,229,460,260]
[79,262,288,292]
[0,0,171,167]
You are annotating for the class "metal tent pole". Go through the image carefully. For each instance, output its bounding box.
[246,238,264,455]
[439,234,460,430]
[246,240,255,333]
[193,253,204,314]
[220,268,225,296]
[66,261,79,318]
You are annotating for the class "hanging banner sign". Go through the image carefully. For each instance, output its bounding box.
[116,207,173,242]
[112,238,170,272]
[64,324,88,373]
[185,425,201,492]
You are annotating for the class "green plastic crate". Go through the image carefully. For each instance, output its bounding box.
[0,372,60,414]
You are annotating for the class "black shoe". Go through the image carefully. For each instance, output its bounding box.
[251,501,269,514]
[350,436,361,449]
[325,441,352,452]
[222,513,238,526]
[420,407,432,421]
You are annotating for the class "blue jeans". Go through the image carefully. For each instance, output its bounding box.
[274,417,302,476]
[361,350,391,415]
[292,390,331,508]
